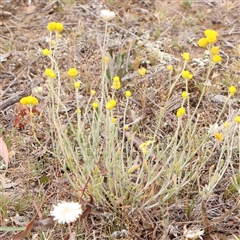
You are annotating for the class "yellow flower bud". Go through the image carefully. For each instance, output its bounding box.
[210,46,219,55]
[177,107,186,118]
[92,102,99,109]
[167,65,173,71]
[68,68,78,78]
[181,91,188,99]
[42,48,51,56]
[198,38,208,47]
[138,67,147,76]
[229,86,236,96]
[212,55,222,63]
[182,52,190,61]
[125,90,132,98]
[91,90,96,96]
[74,82,80,89]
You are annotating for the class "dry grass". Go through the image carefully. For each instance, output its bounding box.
[0,0,240,239]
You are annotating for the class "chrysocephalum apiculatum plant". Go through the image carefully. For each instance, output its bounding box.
[23,19,239,222]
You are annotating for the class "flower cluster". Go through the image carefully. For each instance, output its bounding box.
[177,107,186,118]
[20,96,39,107]
[47,22,64,33]
[198,29,222,63]
[45,68,56,78]
[106,99,117,110]
[182,70,193,80]
[112,76,121,90]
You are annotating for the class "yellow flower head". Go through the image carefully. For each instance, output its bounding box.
[182,70,192,80]
[47,22,57,32]
[111,118,117,123]
[206,34,217,43]
[198,38,208,48]
[91,90,96,96]
[76,108,81,114]
[68,68,78,78]
[177,107,186,118]
[20,96,39,107]
[212,55,222,63]
[104,56,109,63]
[167,65,173,71]
[229,86,236,96]
[55,23,64,33]
[45,68,56,78]
[124,125,129,131]
[138,67,147,76]
[182,91,189,99]
[113,76,120,82]
[125,90,132,98]
[223,121,229,128]
[74,82,80,89]
[42,48,51,56]
[210,46,219,55]
[214,132,223,142]
[235,116,240,123]
[92,102,99,109]
[204,29,218,38]
[47,22,64,33]
[106,99,116,110]
[182,52,190,61]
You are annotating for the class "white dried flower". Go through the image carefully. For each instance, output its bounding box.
[184,228,204,240]
[100,9,115,21]
[35,86,43,94]
[50,202,82,224]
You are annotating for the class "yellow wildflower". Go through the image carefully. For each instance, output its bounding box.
[167,65,173,71]
[125,90,132,98]
[223,122,229,128]
[47,22,57,32]
[91,90,96,96]
[124,125,129,130]
[206,34,217,43]
[45,69,56,78]
[138,67,147,76]
[55,22,64,33]
[106,99,116,109]
[111,118,117,123]
[92,102,99,109]
[177,107,186,118]
[104,56,109,63]
[68,68,78,78]
[198,38,208,47]
[76,108,81,114]
[182,91,189,99]
[212,55,222,63]
[229,86,236,96]
[74,82,80,89]
[235,116,240,123]
[204,29,218,37]
[112,76,121,90]
[42,49,51,56]
[214,132,223,142]
[20,96,39,107]
[182,70,192,80]
[182,52,190,61]
[47,22,64,33]
[210,46,219,55]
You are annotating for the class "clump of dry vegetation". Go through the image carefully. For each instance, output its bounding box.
[0,0,240,239]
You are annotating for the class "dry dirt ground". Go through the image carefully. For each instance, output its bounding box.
[0,0,240,239]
